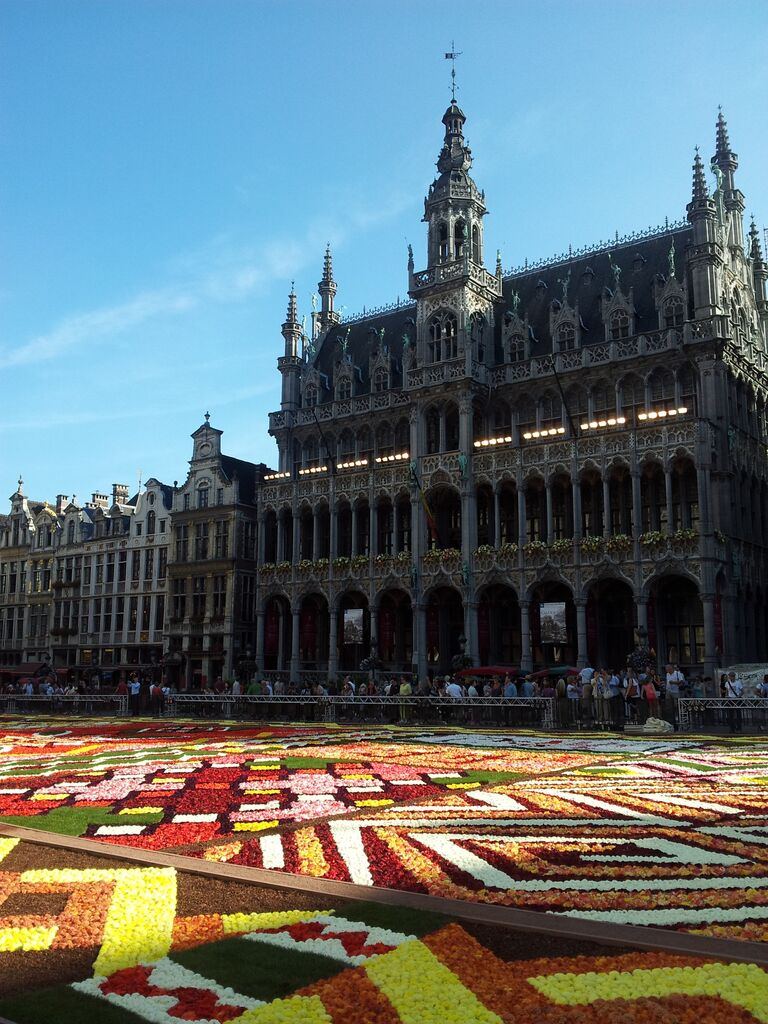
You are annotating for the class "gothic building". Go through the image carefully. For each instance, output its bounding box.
[258,101,768,682]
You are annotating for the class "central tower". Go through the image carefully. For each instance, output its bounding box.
[409,99,502,369]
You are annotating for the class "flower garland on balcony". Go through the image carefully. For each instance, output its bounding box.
[604,533,633,556]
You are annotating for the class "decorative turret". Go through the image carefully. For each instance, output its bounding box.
[421,101,488,270]
[749,218,768,325]
[278,284,302,413]
[711,108,745,250]
[686,148,722,320]
[318,245,340,329]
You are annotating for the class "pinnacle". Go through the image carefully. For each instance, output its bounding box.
[715,107,731,157]
[323,244,334,283]
[286,285,298,324]
[691,150,709,203]
[749,218,764,261]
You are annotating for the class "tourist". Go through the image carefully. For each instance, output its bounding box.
[624,670,641,724]
[580,674,593,727]
[566,676,581,727]
[725,671,744,733]
[607,670,624,729]
[128,673,141,716]
[665,663,685,725]
[399,675,412,723]
[640,675,660,722]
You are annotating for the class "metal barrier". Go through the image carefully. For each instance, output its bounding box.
[168,694,557,729]
[678,697,768,733]
[0,693,128,717]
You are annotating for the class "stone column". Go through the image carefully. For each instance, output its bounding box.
[545,480,554,543]
[602,476,611,538]
[255,609,265,680]
[517,486,527,547]
[572,476,583,541]
[328,608,338,681]
[702,593,717,682]
[351,505,359,557]
[464,599,478,666]
[635,595,648,634]
[631,469,642,550]
[413,601,427,681]
[664,467,674,534]
[329,502,338,560]
[493,488,502,547]
[312,511,320,561]
[290,607,301,678]
[520,600,533,672]
[276,516,285,563]
[575,599,588,669]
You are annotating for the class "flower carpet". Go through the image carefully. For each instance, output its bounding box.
[1,837,767,1024]
[2,718,768,942]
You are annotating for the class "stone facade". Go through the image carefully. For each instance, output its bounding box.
[1,103,766,688]
[259,103,768,683]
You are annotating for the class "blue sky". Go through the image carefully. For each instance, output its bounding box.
[1,0,766,503]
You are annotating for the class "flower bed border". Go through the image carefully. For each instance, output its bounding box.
[1,821,764,969]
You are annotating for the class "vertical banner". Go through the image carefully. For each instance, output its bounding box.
[343,608,364,645]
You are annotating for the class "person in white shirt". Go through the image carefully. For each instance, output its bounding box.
[665,664,685,724]
[725,671,744,733]
[445,680,464,699]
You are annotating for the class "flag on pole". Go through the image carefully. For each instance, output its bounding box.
[410,463,439,545]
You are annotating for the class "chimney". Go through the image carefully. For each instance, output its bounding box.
[112,483,129,505]
[55,494,68,514]
[91,492,109,508]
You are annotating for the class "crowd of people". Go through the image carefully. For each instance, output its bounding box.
[2,663,766,732]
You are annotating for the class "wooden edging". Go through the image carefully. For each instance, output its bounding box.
[1,822,766,966]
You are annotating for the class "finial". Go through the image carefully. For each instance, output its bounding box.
[286,286,298,323]
[668,239,676,279]
[496,249,502,276]
[691,149,709,202]
[749,217,764,261]
[444,41,462,102]
[204,411,210,424]
[323,244,334,282]
[407,242,414,268]
[715,106,731,157]
[17,475,23,495]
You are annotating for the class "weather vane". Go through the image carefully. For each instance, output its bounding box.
[444,41,462,102]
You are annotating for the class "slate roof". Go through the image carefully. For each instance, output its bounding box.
[221,455,271,505]
[306,225,691,402]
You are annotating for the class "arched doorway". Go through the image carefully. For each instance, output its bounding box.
[478,584,521,666]
[377,589,413,672]
[337,591,370,672]
[263,595,291,672]
[529,582,576,667]
[299,594,329,670]
[586,578,634,671]
[425,586,464,676]
[651,575,704,671]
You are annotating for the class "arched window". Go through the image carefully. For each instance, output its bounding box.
[428,312,458,362]
[454,219,466,258]
[304,384,318,408]
[376,422,394,458]
[336,376,351,401]
[610,309,630,340]
[592,380,615,416]
[649,367,675,404]
[67,520,75,544]
[505,332,522,362]
[557,321,576,351]
[373,367,389,393]
[620,374,645,419]
[146,510,156,535]
[438,221,449,261]
[472,224,480,262]
[663,296,684,329]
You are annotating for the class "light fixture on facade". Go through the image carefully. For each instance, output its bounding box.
[579,417,627,431]
[521,426,566,441]
[263,471,291,481]
[638,406,689,421]
[337,458,369,470]
[298,465,328,476]
[374,452,410,463]
[473,435,513,448]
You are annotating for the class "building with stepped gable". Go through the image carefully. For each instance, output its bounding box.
[257,101,768,684]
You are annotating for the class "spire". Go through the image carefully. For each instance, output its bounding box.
[749,218,764,261]
[285,282,298,325]
[715,107,731,159]
[691,148,709,203]
[16,475,23,496]
[318,246,339,328]
[496,249,503,277]
[322,245,334,285]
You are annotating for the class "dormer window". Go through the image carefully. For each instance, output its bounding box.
[336,377,352,401]
[609,309,630,341]
[508,333,525,363]
[557,322,576,352]
[304,384,318,408]
[197,484,209,510]
[373,367,389,393]
[663,296,684,329]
